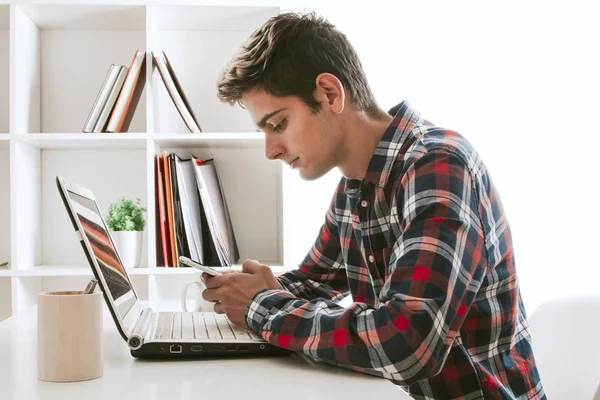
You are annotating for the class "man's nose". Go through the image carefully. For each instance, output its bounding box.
[265,135,284,161]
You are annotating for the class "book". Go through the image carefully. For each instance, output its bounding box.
[169,153,188,263]
[106,50,146,133]
[191,158,220,266]
[174,155,205,263]
[152,51,201,133]
[82,64,121,133]
[92,66,128,133]
[154,155,170,267]
[191,155,239,266]
[162,152,178,267]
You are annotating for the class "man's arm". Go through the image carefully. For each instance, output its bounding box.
[245,150,487,385]
[276,181,349,302]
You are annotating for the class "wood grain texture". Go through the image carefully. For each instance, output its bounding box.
[37,291,103,382]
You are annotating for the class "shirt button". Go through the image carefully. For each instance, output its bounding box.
[361,200,368,207]
[368,255,375,263]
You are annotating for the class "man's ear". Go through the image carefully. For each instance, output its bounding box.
[314,73,345,114]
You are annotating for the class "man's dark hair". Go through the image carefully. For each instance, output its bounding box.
[217,12,382,116]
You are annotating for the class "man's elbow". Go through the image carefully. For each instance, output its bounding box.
[394,345,448,385]
[422,352,446,378]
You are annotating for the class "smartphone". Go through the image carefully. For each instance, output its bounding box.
[178,256,222,277]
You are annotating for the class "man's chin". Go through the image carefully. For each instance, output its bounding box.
[298,167,328,181]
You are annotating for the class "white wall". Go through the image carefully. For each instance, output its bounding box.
[281,0,600,315]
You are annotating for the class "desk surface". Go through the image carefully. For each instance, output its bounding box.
[0,304,410,400]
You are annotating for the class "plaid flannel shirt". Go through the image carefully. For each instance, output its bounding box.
[246,101,545,399]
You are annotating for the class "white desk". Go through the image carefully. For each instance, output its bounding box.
[0,305,410,400]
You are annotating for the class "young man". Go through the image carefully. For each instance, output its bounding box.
[205,11,545,400]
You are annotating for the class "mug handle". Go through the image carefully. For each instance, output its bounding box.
[181,281,205,312]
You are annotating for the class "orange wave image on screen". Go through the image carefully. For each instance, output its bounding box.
[79,214,128,281]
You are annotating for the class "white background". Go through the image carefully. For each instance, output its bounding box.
[284,0,600,315]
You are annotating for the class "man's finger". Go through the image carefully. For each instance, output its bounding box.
[203,273,231,289]
[202,287,224,303]
[201,272,209,283]
[241,259,262,274]
[213,302,225,314]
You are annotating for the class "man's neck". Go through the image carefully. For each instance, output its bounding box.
[337,109,393,180]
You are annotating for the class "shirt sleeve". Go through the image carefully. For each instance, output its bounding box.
[245,150,488,385]
[276,183,349,302]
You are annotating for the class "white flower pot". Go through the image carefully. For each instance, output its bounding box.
[110,231,143,269]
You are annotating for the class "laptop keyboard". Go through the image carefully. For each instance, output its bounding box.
[150,312,263,341]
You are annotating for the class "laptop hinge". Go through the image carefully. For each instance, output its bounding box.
[127,307,153,350]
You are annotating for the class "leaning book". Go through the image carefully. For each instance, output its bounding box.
[82,64,121,133]
[191,155,239,266]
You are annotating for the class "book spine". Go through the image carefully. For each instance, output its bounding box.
[92,66,128,133]
[82,65,120,133]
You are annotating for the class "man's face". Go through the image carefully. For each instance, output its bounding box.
[241,88,341,181]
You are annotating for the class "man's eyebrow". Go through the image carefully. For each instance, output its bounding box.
[257,108,287,129]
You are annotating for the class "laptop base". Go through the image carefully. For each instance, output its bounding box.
[132,342,292,358]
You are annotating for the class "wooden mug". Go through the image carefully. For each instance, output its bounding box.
[37,291,103,382]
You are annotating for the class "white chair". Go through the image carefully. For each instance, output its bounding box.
[528,294,600,399]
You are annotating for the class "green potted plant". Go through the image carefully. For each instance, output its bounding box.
[105,197,146,268]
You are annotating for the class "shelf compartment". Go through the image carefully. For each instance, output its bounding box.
[150,5,279,134]
[13,4,147,134]
[10,140,148,270]
[153,142,282,268]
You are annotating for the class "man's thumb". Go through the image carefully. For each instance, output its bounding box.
[242,259,262,274]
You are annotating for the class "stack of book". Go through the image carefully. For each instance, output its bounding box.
[82,50,145,133]
[83,50,201,133]
[155,153,238,267]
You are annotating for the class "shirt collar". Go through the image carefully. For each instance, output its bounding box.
[346,101,423,195]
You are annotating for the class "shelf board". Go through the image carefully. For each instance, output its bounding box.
[7,133,265,150]
[0,263,289,277]
[153,263,290,276]
[154,132,264,148]
[17,4,146,30]
[12,133,149,149]
[154,5,279,31]
[0,265,182,277]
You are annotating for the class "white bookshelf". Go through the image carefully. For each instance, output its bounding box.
[0,1,306,321]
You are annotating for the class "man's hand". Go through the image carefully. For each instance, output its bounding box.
[201,260,283,327]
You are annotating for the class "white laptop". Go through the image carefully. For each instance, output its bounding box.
[56,175,290,359]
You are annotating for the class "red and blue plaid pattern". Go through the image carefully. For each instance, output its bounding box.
[246,101,545,399]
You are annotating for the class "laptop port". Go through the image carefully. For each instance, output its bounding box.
[239,346,249,352]
[170,345,182,354]
[225,346,236,352]
[190,345,203,352]
[212,345,224,352]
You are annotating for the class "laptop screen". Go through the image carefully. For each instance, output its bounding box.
[66,189,136,316]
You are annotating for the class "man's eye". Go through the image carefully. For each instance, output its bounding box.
[272,119,286,132]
